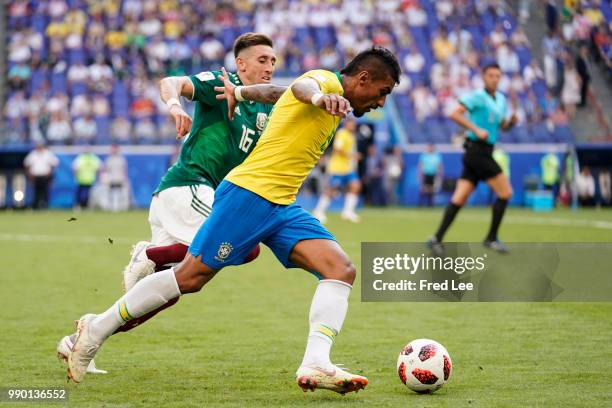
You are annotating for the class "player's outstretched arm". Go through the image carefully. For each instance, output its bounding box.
[214,67,286,120]
[449,104,488,141]
[159,76,194,139]
[291,77,352,117]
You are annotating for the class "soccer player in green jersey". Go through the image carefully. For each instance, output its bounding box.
[57,33,286,373]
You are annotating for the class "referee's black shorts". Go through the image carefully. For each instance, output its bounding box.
[460,139,502,185]
[423,174,435,187]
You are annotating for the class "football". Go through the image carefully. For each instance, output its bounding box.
[397,339,452,394]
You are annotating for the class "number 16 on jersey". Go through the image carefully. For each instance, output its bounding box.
[240,125,255,153]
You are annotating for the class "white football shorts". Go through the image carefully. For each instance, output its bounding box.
[148,184,215,246]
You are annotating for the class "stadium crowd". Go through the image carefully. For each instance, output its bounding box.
[3,0,611,146]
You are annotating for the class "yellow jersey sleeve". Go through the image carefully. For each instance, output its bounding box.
[225,70,344,204]
[327,128,356,175]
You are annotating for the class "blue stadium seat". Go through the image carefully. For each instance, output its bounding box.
[94,117,111,144]
[531,123,552,143]
[552,125,574,143]
[111,81,130,116]
[68,49,86,65]
[513,126,531,143]
[30,69,48,93]
[50,72,67,94]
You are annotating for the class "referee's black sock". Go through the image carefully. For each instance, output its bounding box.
[486,198,508,242]
[434,203,462,242]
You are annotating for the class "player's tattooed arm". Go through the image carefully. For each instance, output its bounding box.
[237,84,287,104]
[159,76,194,139]
[214,68,286,120]
[291,77,352,117]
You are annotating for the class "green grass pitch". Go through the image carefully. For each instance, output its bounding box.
[1,208,611,407]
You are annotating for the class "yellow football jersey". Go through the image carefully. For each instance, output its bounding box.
[327,128,356,175]
[226,70,343,204]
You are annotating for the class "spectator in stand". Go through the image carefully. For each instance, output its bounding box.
[542,30,562,90]
[510,26,530,48]
[383,145,404,206]
[67,60,90,87]
[364,144,386,206]
[104,144,129,212]
[200,32,225,70]
[448,24,472,57]
[8,0,30,28]
[406,2,427,27]
[572,8,593,45]
[88,54,113,93]
[8,30,32,65]
[134,118,157,143]
[4,91,28,124]
[418,144,443,207]
[73,113,98,142]
[71,94,93,118]
[111,116,132,143]
[545,0,559,32]
[8,61,31,90]
[412,83,439,122]
[72,147,102,210]
[92,94,111,117]
[24,142,59,209]
[319,46,341,71]
[46,112,72,144]
[561,58,581,118]
[490,23,508,49]
[575,45,591,107]
[576,166,596,207]
[599,170,611,206]
[541,152,560,200]
[432,26,456,63]
[497,42,520,74]
[403,45,425,74]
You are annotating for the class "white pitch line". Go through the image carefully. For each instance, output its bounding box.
[0,233,139,245]
[364,210,612,230]
[0,212,610,246]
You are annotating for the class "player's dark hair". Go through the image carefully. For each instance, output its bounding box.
[233,33,274,57]
[482,63,501,73]
[340,46,401,84]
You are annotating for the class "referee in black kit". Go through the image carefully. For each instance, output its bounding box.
[428,63,517,255]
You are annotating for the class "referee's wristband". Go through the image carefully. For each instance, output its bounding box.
[311,92,324,106]
[166,98,181,109]
[234,86,245,102]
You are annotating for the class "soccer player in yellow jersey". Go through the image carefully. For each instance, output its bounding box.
[313,117,362,223]
[67,47,401,395]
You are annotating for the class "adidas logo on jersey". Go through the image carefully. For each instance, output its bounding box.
[234,106,241,116]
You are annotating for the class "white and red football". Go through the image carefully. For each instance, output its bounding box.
[397,338,452,394]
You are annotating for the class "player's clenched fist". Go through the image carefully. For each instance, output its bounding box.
[169,105,193,140]
[313,93,353,118]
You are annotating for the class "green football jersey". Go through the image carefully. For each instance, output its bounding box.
[155,70,273,193]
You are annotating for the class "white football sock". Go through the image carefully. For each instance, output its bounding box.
[342,192,358,215]
[89,269,180,342]
[314,194,331,215]
[301,279,352,367]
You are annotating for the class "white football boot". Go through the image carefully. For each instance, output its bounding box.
[340,211,360,223]
[57,333,107,374]
[296,363,368,394]
[67,314,105,383]
[123,241,155,292]
[312,210,328,224]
